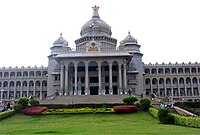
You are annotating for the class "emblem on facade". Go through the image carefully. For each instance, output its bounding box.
[88,42,98,51]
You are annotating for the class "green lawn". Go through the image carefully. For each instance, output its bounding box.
[0,112,199,135]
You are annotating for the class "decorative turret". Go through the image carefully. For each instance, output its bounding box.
[119,31,140,53]
[50,33,71,55]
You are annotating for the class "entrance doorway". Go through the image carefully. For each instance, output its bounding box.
[105,86,109,94]
[90,86,98,95]
[113,86,118,95]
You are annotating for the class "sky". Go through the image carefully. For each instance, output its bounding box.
[0,0,200,67]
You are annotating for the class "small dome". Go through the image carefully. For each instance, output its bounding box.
[80,5,112,36]
[122,31,137,44]
[53,33,68,46]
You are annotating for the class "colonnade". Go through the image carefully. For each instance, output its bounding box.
[59,61,127,95]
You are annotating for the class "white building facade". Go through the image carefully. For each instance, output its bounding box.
[0,6,200,101]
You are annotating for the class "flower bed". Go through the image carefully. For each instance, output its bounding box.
[113,105,138,113]
[42,108,114,115]
[23,106,48,115]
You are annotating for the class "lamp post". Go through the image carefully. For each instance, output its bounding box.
[0,89,4,106]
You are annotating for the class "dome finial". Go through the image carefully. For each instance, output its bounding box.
[92,5,99,17]
[60,32,62,37]
[128,30,130,35]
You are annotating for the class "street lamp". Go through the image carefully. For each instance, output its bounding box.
[0,89,5,106]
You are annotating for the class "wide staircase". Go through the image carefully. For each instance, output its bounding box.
[40,95,130,104]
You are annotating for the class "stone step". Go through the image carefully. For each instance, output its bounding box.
[40,95,132,104]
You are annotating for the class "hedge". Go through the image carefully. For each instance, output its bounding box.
[23,107,48,115]
[113,105,138,113]
[40,103,124,109]
[0,110,15,120]
[42,108,114,115]
[149,108,159,119]
[172,114,200,128]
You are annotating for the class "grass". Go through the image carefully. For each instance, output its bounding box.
[0,112,199,135]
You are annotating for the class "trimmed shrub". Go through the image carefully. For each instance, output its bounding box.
[23,107,48,115]
[113,105,138,113]
[0,110,15,120]
[172,114,200,128]
[42,108,114,115]
[158,108,174,124]
[29,98,40,107]
[123,96,138,105]
[40,103,124,109]
[140,98,151,111]
[14,104,23,113]
[149,108,159,119]
[17,97,29,109]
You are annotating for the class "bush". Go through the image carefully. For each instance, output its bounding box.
[158,108,173,124]
[113,105,138,113]
[23,107,48,115]
[16,97,29,109]
[172,114,200,128]
[140,98,151,111]
[123,96,138,105]
[14,104,23,113]
[0,110,15,120]
[149,108,159,119]
[29,99,40,107]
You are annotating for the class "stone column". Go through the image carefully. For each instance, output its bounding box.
[98,62,102,94]
[60,65,65,95]
[85,62,89,95]
[118,63,122,94]
[150,78,153,95]
[184,78,187,96]
[109,62,113,94]
[13,81,16,99]
[33,81,36,96]
[20,81,23,98]
[164,78,167,96]
[74,62,78,95]
[157,78,160,97]
[27,83,29,97]
[177,77,180,97]
[191,77,194,96]
[123,63,127,93]
[65,64,69,95]
[40,81,42,99]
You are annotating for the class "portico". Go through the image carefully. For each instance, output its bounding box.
[57,53,130,96]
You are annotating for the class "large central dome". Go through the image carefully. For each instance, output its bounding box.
[80,5,112,37]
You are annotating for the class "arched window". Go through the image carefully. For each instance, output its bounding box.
[23,81,27,87]
[152,78,157,84]
[3,81,8,87]
[172,68,177,74]
[158,68,164,74]
[23,71,28,77]
[145,78,151,84]
[17,72,22,77]
[165,68,170,74]
[9,81,15,87]
[30,71,34,77]
[10,72,15,77]
[178,68,183,74]
[16,81,21,87]
[145,69,150,74]
[29,81,34,87]
[36,81,40,87]
[151,68,157,74]
[36,71,41,76]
